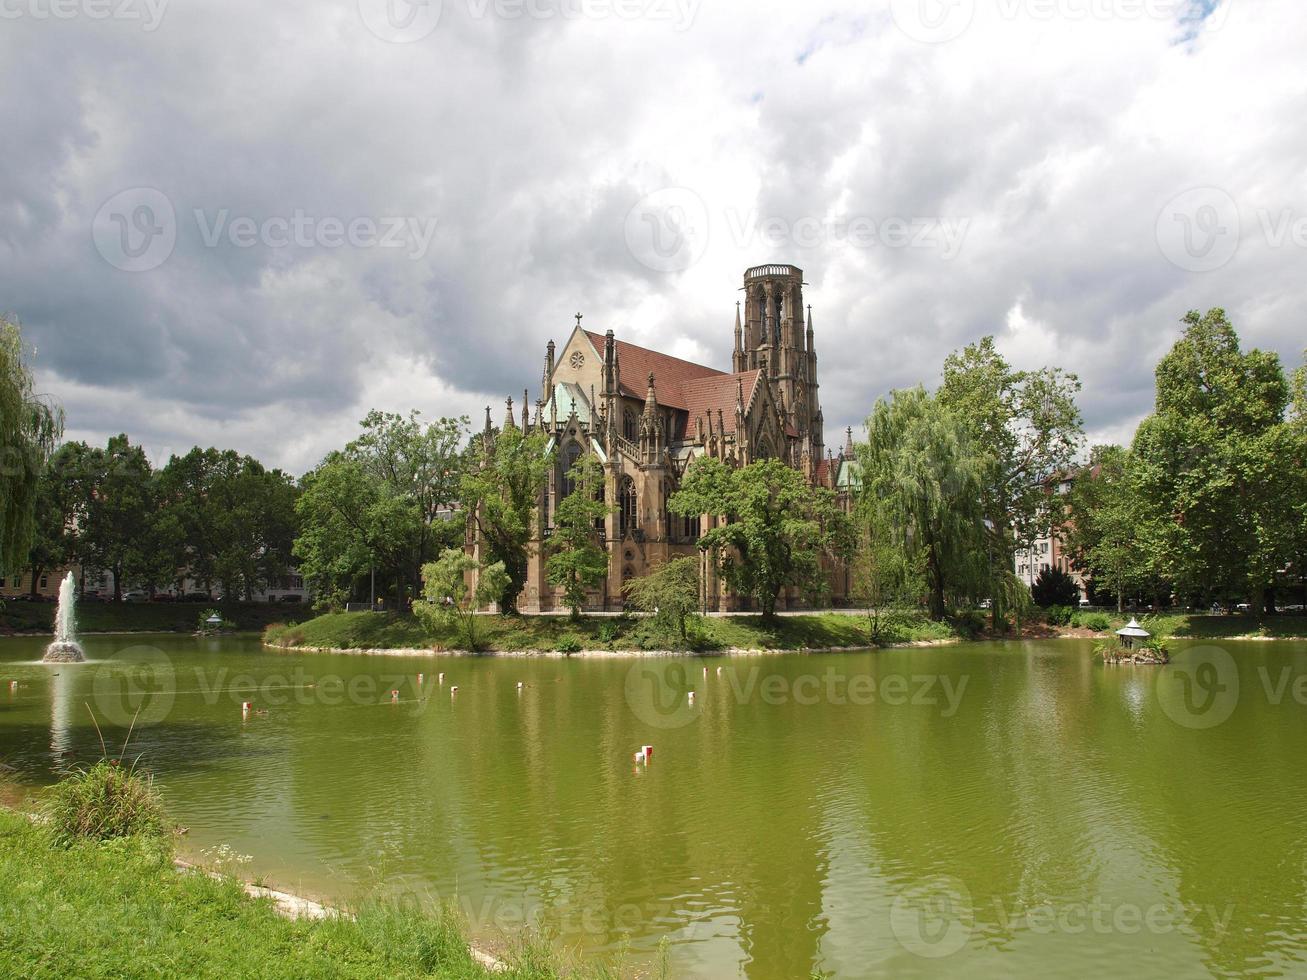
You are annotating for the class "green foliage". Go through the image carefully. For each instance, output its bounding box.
[414,549,510,652]
[850,493,923,641]
[596,621,621,649]
[670,458,851,620]
[1073,611,1112,632]
[622,557,701,648]
[1031,567,1079,608]
[0,315,63,576]
[544,452,610,619]
[157,448,299,601]
[1065,444,1155,612]
[554,634,583,654]
[296,411,468,611]
[857,387,989,620]
[461,422,552,613]
[1042,604,1074,626]
[938,336,1084,622]
[42,761,169,848]
[1132,310,1307,613]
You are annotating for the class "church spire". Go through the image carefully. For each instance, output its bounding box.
[732,301,744,372]
[504,396,516,430]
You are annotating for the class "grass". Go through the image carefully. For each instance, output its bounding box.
[265,609,959,653]
[0,600,306,635]
[42,761,169,848]
[0,770,629,979]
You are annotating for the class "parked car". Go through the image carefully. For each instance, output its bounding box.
[121,591,147,603]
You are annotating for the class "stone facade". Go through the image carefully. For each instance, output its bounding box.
[478,264,854,613]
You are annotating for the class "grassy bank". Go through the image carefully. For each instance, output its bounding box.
[0,600,306,636]
[263,609,1307,655]
[264,609,959,653]
[0,803,607,978]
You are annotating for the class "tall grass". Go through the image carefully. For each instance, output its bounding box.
[42,760,169,847]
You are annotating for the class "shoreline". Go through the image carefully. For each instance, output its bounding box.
[262,637,964,658]
[0,787,507,972]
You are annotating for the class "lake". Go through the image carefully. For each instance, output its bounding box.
[2,633,1306,978]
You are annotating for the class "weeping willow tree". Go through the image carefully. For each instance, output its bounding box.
[857,387,989,621]
[1,315,63,575]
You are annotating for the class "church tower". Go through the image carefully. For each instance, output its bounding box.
[733,264,823,461]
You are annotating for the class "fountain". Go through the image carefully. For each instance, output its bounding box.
[43,572,86,664]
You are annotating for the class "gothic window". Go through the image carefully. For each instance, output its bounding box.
[682,513,700,542]
[623,408,637,441]
[560,441,584,499]
[570,351,584,369]
[619,476,637,538]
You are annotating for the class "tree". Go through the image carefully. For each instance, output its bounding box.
[80,435,155,602]
[623,556,701,648]
[414,549,509,651]
[1064,445,1153,612]
[849,492,922,642]
[669,457,852,621]
[1132,310,1300,614]
[460,421,552,613]
[1,315,63,575]
[857,387,989,621]
[1031,567,1079,608]
[295,411,467,610]
[938,337,1084,624]
[544,451,610,619]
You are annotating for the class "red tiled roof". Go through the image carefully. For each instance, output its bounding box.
[678,371,759,438]
[584,330,724,410]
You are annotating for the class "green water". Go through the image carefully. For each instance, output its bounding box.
[2,634,1307,978]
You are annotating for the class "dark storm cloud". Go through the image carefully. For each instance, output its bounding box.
[1,0,1303,472]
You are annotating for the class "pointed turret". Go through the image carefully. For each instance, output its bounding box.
[732,301,745,372]
[543,339,555,393]
[504,397,516,431]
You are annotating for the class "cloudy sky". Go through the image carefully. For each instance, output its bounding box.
[2,0,1302,474]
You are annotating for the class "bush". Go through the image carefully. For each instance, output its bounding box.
[1079,612,1111,632]
[596,621,621,650]
[43,761,169,848]
[554,634,583,654]
[1043,605,1074,626]
[950,609,988,639]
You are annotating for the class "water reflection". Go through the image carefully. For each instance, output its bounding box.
[2,634,1307,978]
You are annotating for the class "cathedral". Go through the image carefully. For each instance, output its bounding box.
[478,263,856,613]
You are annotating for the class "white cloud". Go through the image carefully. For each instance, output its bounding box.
[3,0,1303,472]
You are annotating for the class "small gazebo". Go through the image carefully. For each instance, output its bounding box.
[1115,618,1150,650]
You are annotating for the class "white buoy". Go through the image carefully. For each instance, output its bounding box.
[417,673,424,684]
[8,681,17,691]
[450,685,459,694]
[633,751,644,764]
[641,744,654,762]
[390,689,400,703]
[439,672,446,685]
[241,701,252,716]
[517,681,524,690]
[688,691,695,704]
[716,666,722,676]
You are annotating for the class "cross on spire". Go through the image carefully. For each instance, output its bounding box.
[574,312,583,328]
